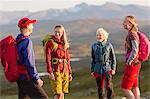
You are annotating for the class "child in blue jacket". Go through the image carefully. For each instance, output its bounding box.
[91,28,116,99]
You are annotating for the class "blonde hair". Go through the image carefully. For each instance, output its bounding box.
[96,28,109,41]
[125,15,138,32]
[54,24,69,49]
[125,16,138,49]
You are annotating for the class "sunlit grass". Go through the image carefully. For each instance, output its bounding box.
[0,56,149,98]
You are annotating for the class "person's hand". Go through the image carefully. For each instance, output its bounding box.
[49,73,55,80]
[69,74,73,82]
[91,72,95,77]
[111,70,116,75]
[37,79,43,87]
[126,59,133,66]
[127,61,132,66]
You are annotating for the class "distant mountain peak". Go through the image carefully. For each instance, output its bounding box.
[104,2,119,5]
[101,2,121,10]
[0,2,149,25]
[75,2,89,8]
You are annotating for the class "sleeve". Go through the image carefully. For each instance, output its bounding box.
[22,39,40,81]
[109,43,116,70]
[46,41,53,74]
[91,45,96,72]
[126,40,139,64]
[127,32,139,64]
[66,49,72,74]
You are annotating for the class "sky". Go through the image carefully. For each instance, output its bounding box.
[0,0,150,12]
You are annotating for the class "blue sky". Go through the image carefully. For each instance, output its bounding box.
[0,0,149,12]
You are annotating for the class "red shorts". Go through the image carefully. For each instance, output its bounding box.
[121,63,141,90]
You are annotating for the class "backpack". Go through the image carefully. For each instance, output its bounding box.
[138,31,150,61]
[0,35,28,82]
[42,34,58,62]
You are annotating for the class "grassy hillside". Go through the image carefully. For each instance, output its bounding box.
[0,56,150,99]
[1,19,149,57]
[0,18,150,98]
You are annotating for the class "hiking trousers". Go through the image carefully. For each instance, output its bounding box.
[17,79,49,99]
[96,73,114,99]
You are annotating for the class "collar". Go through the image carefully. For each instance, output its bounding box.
[97,41,107,46]
[52,35,64,44]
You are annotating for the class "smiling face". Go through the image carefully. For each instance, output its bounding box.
[123,17,133,31]
[96,33,105,42]
[54,27,64,40]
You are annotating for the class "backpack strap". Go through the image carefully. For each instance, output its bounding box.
[42,34,58,51]
[42,34,53,46]
[17,36,28,44]
[50,39,58,51]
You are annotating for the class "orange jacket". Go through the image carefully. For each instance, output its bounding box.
[46,36,72,74]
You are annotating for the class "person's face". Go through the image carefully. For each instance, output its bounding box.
[54,27,64,39]
[96,33,105,42]
[27,23,33,34]
[123,18,132,31]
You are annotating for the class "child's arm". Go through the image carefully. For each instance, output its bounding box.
[66,49,72,75]
[91,46,96,72]
[109,43,116,71]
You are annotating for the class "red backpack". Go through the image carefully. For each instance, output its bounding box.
[138,32,150,61]
[0,35,28,82]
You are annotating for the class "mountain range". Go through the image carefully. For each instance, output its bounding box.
[1,18,149,57]
[0,2,150,25]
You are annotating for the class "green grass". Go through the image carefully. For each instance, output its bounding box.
[0,56,150,98]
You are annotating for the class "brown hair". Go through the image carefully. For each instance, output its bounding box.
[54,24,69,49]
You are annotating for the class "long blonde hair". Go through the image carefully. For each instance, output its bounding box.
[125,15,138,49]
[54,25,69,49]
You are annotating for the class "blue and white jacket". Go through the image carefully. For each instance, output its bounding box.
[91,41,116,73]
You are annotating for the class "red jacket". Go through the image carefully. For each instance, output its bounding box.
[46,36,72,74]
